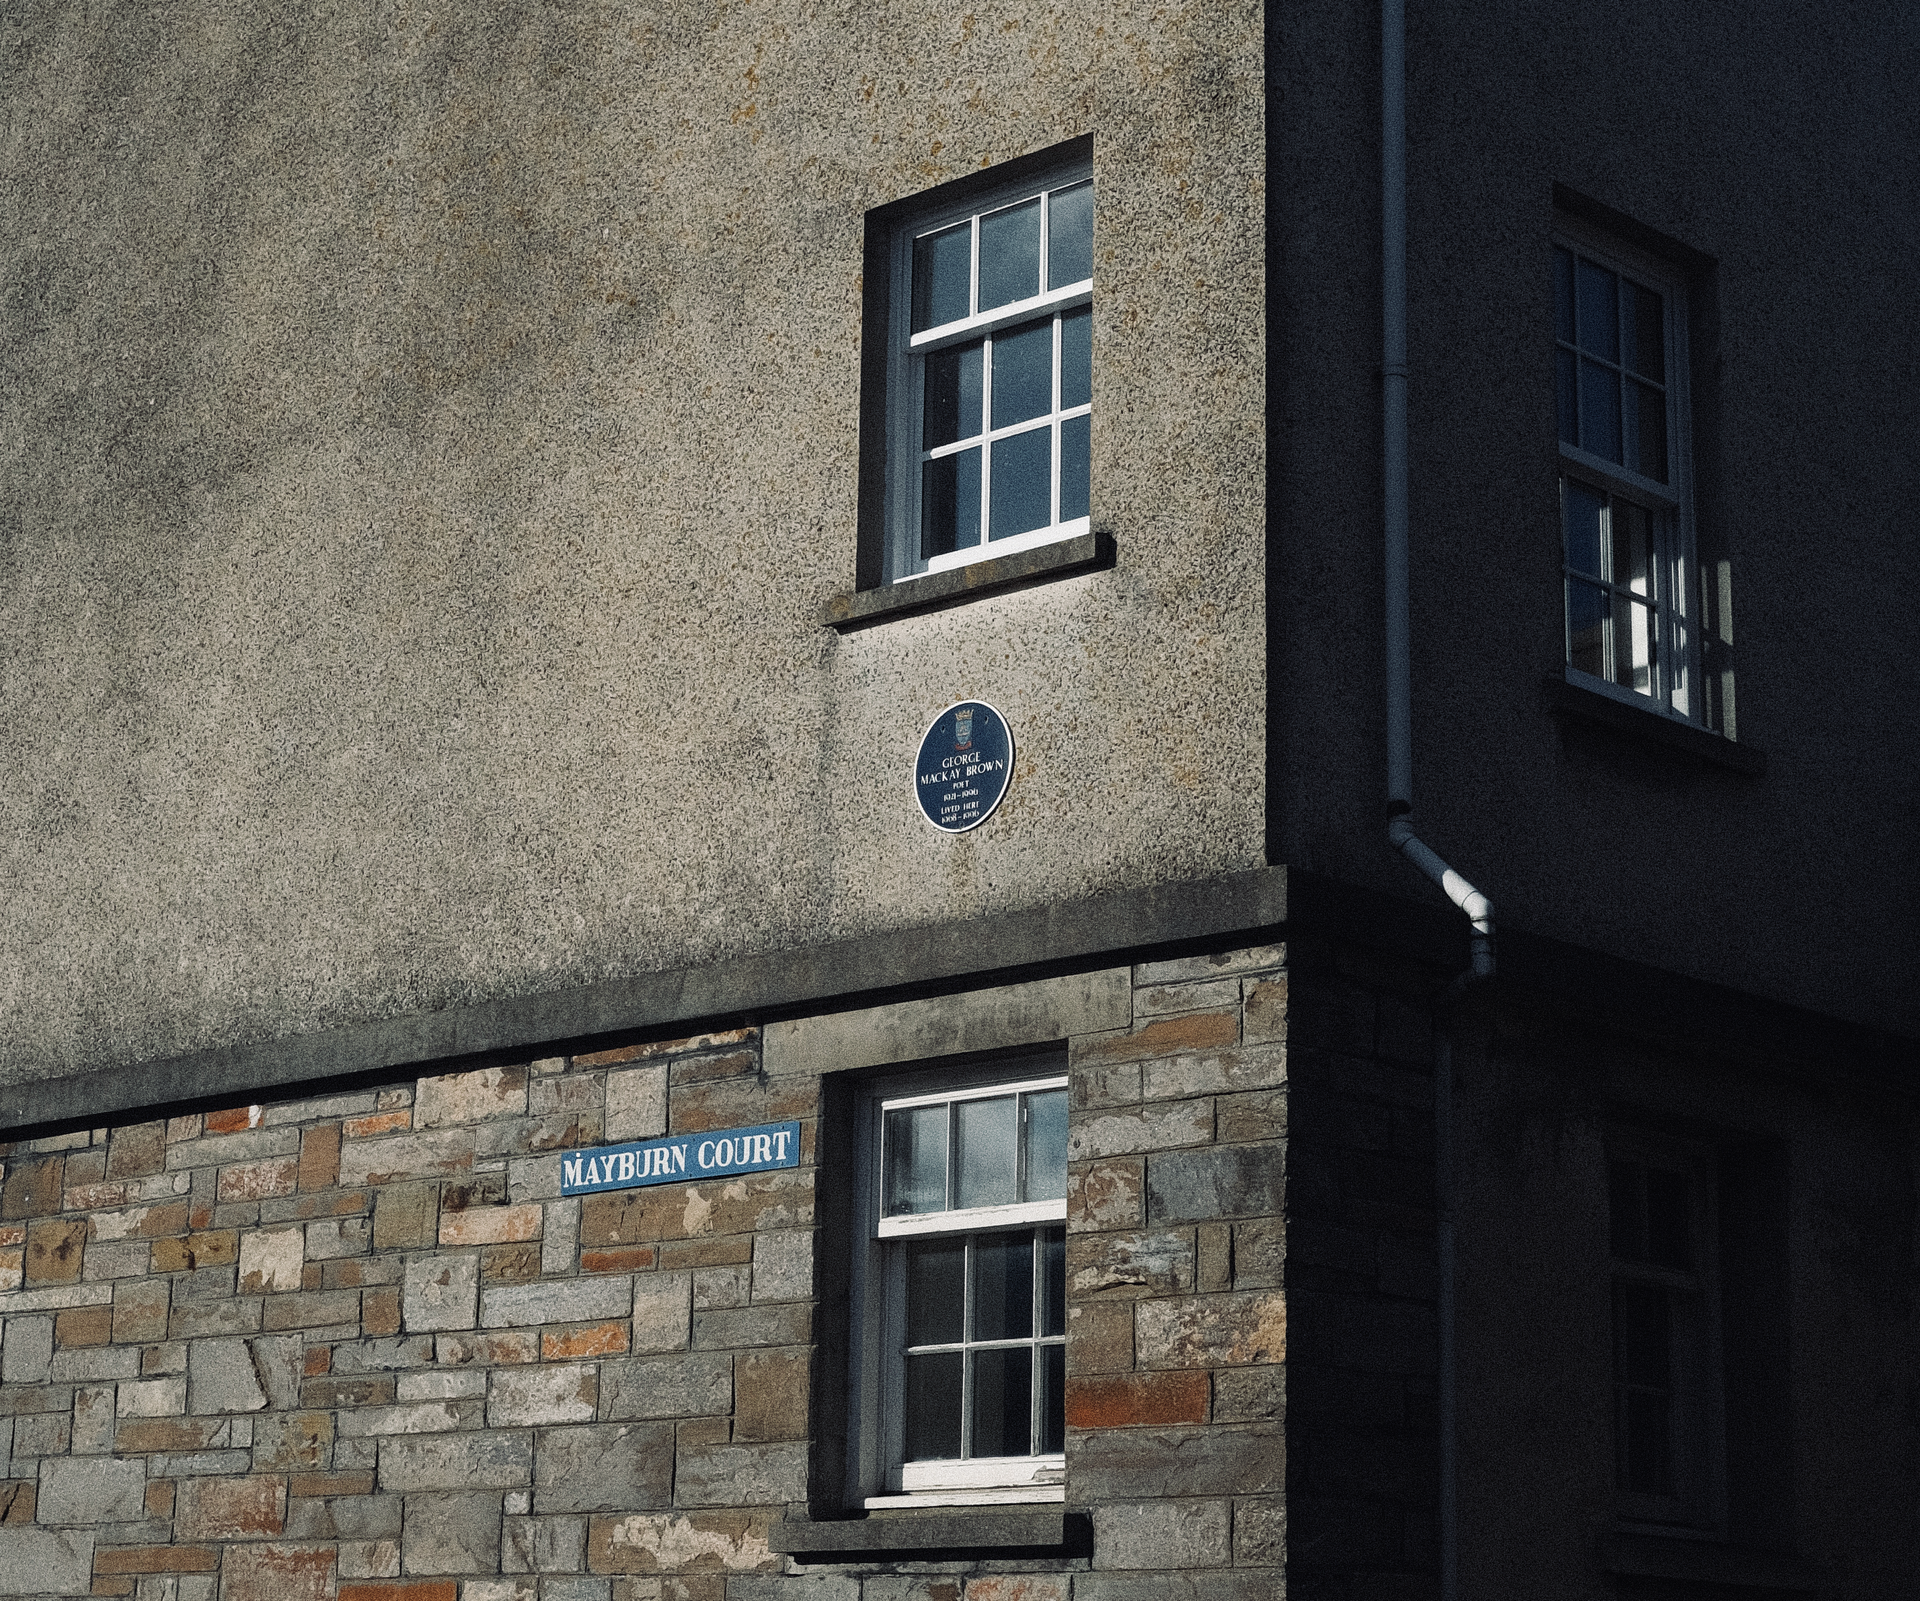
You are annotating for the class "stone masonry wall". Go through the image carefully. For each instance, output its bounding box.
[0,949,1287,1601]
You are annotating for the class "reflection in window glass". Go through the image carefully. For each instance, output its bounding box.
[978,198,1041,312]
[1047,180,1093,289]
[913,223,972,333]
[885,1105,948,1215]
[1025,1090,1068,1202]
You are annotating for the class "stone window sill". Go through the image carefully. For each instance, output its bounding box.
[1545,677,1767,776]
[1598,1532,1822,1591]
[772,1508,1078,1559]
[822,532,1115,632]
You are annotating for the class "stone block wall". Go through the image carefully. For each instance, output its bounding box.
[0,951,1288,1601]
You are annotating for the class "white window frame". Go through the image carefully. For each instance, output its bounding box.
[1555,222,1702,725]
[882,160,1094,585]
[1607,1131,1727,1534]
[847,1064,1069,1509]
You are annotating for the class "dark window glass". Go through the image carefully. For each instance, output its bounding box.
[978,198,1041,312]
[1628,282,1665,379]
[989,427,1052,540]
[1047,181,1093,289]
[1579,355,1622,461]
[1039,1342,1066,1453]
[1577,257,1619,360]
[920,449,981,560]
[970,1346,1033,1457]
[913,222,972,333]
[972,1233,1033,1342]
[1554,246,1576,345]
[1059,416,1090,525]
[990,321,1053,428]
[1613,1280,1674,1495]
[1557,346,1578,445]
[1060,307,1093,410]
[924,343,983,449]
[905,1350,964,1460]
[1040,1225,1066,1337]
[905,1239,965,1346]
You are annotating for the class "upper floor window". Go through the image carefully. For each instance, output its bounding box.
[1556,231,1702,723]
[881,162,1093,584]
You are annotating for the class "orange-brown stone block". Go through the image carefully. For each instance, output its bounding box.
[1064,1370,1211,1429]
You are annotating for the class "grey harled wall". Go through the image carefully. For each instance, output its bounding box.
[0,0,1267,1087]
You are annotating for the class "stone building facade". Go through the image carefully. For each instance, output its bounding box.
[5,1,1919,1599]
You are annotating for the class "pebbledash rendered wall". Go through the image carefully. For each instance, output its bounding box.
[0,949,1286,1601]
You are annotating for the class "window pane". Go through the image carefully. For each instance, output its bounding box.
[1567,578,1612,682]
[886,1104,949,1214]
[1619,1386,1673,1495]
[970,1346,1033,1458]
[904,1350,963,1461]
[991,321,1053,428]
[1645,1169,1692,1270]
[1047,180,1093,289]
[1060,307,1092,410]
[1629,380,1668,482]
[1059,415,1090,525]
[920,448,981,561]
[1040,1224,1065,1337]
[1628,282,1665,379]
[1578,356,1621,462]
[978,198,1040,312]
[1623,596,1655,693]
[924,343,983,448]
[972,1232,1033,1341]
[905,1239,966,1346]
[1613,1281,1671,1386]
[954,1095,1019,1209]
[1554,246,1576,346]
[988,426,1052,541]
[1039,1342,1065,1453]
[913,222,972,333]
[1609,1160,1643,1260]
[1576,257,1618,360]
[1563,479,1606,578]
[1024,1090,1068,1202]
[1614,500,1653,594]
[1556,347,1577,446]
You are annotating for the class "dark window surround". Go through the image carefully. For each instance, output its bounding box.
[822,530,1114,632]
[1545,676,1765,776]
[772,1507,1083,1559]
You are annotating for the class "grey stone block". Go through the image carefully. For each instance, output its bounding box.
[542,1198,580,1276]
[481,1275,630,1329]
[71,1385,116,1454]
[673,1440,807,1506]
[307,1218,374,1259]
[146,1450,253,1476]
[540,1579,610,1601]
[599,1352,732,1420]
[763,969,1128,1077]
[403,1491,502,1573]
[1075,1575,1272,1601]
[1232,1496,1284,1565]
[333,1336,438,1373]
[252,1335,303,1410]
[1135,1291,1286,1369]
[631,1272,692,1353]
[693,1265,751,1310]
[285,1491,404,1539]
[604,1065,668,1143]
[0,1528,95,1594]
[12,1412,71,1457]
[1140,1043,1286,1101]
[1134,946,1285,986]
[750,1230,813,1303]
[397,1368,488,1401]
[1145,1145,1285,1223]
[1213,1365,1285,1423]
[1069,1101,1214,1162]
[79,1240,150,1280]
[533,1422,674,1513]
[2,1316,52,1385]
[489,1363,598,1427]
[691,1303,810,1350]
[188,1338,267,1413]
[169,1298,262,1339]
[379,1431,532,1490]
[37,1454,147,1523]
[503,1511,589,1571]
[1091,1500,1231,1571]
[50,1346,139,1384]
[726,1579,862,1601]
[508,1154,566,1204]
[1066,1229,1194,1297]
[1069,1424,1282,1498]
[175,1264,237,1301]
[404,1254,480,1333]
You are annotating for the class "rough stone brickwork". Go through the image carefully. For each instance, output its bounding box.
[0,950,1287,1601]
[1280,941,1438,1601]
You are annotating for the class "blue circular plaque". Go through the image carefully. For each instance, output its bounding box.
[914,701,1015,833]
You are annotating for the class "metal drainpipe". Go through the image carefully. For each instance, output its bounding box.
[1382,4,1494,1600]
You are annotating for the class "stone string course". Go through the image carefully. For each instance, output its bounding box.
[0,951,1286,1601]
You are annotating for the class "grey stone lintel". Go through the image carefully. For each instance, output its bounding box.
[821,531,1115,631]
[772,1508,1069,1556]
[2,866,1288,1134]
